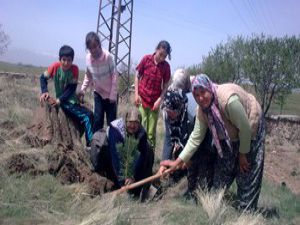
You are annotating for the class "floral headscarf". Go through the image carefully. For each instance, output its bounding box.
[161,88,188,123]
[192,74,231,157]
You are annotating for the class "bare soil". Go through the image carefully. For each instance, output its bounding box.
[264,116,300,195]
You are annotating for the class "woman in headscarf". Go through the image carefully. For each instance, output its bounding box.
[91,106,154,198]
[160,79,214,200]
[161,74,265,210]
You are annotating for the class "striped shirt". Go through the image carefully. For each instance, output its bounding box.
[81,49,117,101]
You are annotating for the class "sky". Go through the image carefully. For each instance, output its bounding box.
[0,0,300,71]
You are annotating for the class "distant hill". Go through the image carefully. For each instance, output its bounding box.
[0,48,85,69]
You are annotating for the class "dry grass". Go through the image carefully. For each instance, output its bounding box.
[198,189,227,223]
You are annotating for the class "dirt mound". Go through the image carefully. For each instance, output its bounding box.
[48,143,114,194]
[6,153,46,176]
[25,104,84,148]
[3,103,114,195]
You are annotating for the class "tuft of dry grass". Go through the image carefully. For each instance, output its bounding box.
[198,188,227,223]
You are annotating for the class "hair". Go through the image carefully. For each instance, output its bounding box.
[85,31,101,49]
[156,40,172,60]
[59,45,74,60]
[170,68,191,92]
[125,106,142,123]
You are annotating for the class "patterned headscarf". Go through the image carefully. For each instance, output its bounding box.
[192,74,231,157]
[161,88,188,123]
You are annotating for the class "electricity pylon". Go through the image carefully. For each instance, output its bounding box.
[96,0,134,102]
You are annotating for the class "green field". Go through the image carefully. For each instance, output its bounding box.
[269,92,300,116]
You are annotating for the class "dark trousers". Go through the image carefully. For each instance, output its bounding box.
[60,102,93,146]
[93,91,117,133]
[212,117,265,210]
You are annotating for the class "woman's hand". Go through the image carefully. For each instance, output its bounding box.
[158,165,167,176]
[239,153,250,173]
[160,158,184,173]
[124,178,135,186]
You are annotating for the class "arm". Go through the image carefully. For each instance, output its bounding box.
[40,73,49,94]
[152,65,170,111]
[152,80,169,111]
[78,68,92,102]
[178,115,207,162]
[59,83,77,103]
[39,73,49,102]
[160,115,207,173]
[226,95,251,154]
[80,68,93,93]
[226,95,252,172]
[134,56,147,106]
[134,71,141,106]
[108,55,118,102]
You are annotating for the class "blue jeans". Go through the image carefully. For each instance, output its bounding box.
[60,102,93,146]
[93,91,117,133]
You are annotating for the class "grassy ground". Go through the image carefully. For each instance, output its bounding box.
[1,168,299,225]
[0,61,299,224]
[269,92,300,116]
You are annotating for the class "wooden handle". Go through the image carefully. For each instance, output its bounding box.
[114,169,172,195]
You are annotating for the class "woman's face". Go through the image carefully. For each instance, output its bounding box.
[193,88,213,109]
[126,120,140,135]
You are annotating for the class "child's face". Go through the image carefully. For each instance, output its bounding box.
[88,41,102,59]
[154,48,167,64]
[60,56,73,71]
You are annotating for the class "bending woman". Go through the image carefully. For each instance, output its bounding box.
[161,74,265,210]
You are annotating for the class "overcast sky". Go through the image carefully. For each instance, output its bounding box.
[1,0,300,71]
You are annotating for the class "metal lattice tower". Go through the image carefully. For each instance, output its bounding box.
[96,0,134,101]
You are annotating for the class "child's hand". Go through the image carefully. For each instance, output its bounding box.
[46,97,59,106]
[134,94,141,106]
[40,92,49,102]
[151,97,161,111]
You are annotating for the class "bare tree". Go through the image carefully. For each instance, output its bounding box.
[0,24,10,55]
